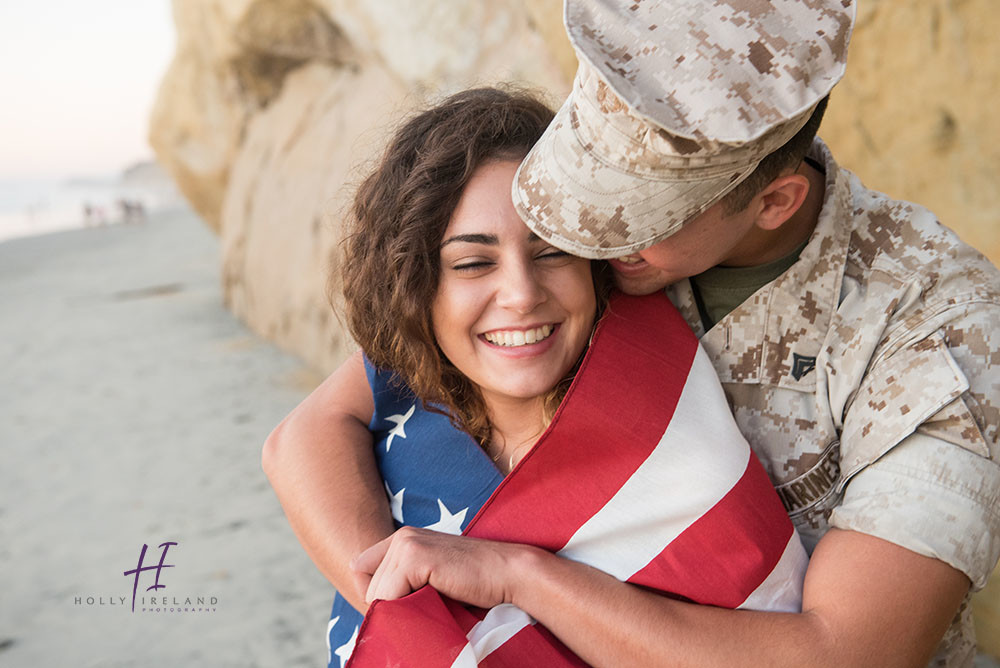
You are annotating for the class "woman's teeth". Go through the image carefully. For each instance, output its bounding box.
[616,254,643,264]
[484,325,554,347]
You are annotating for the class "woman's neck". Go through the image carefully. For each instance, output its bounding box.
[483,394,547,474]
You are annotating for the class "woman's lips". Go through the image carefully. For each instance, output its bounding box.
[478,324,561,357]
[482,324,554,347]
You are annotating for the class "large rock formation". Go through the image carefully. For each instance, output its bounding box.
[149,0,1000,656]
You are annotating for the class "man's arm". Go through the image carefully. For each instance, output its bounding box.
[262,350,394,612]
[357,525,969,668]
[520,527,968,668]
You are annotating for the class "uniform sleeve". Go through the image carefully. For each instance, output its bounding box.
[829,307,1000,590]
[830,429,1000,589]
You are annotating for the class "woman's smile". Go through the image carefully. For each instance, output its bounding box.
[481,323,556,348]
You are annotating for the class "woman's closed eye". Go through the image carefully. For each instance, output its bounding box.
[444,247,572,273]
[450,258,495,273]
[535,248,571,262]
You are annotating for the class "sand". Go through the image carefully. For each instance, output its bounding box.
[0,208,334,667]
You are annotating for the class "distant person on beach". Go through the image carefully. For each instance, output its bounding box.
[117,199,146,224]
[265,1,1000,666]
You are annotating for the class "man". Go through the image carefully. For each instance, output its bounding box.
[265,1,1000,665]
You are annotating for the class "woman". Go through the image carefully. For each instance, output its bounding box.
[264,88,805,667]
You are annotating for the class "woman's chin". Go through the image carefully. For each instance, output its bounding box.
[478,374,564,405]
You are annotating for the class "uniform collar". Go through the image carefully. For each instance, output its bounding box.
[668,138,854,388]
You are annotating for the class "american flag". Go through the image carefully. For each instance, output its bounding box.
[344,292,807,667]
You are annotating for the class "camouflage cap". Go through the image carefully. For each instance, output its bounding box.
[513,0,855,259]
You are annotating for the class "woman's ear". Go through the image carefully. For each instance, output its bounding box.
[753,172,811,231]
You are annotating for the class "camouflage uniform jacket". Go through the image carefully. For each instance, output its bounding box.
[667,139,1000,667]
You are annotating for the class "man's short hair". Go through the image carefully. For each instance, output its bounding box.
[720,96,830,215]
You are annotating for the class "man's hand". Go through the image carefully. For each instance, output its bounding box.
[352,527,536,609]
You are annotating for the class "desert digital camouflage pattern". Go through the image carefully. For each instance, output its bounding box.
[512,60,816,258]
[513,0,854,259]
[566,0,854,142]
[667,139,1000,667]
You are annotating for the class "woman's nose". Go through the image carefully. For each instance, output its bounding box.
[495,262,546,313]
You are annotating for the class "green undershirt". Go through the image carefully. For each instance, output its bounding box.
[690,238,809,331]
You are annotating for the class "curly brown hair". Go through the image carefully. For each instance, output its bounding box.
[337,87,610,445]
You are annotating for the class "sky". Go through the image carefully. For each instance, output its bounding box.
[0,1,176,180]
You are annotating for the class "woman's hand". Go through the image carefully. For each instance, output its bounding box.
[352,527,538,609]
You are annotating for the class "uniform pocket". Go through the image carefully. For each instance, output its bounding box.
[838,333,970,491]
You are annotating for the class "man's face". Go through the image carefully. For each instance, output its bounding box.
[607,201,759,295]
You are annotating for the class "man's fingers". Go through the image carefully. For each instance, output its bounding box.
[353,527,514,608]
[351,534,392,576]
[365,563,423,604]
[358,528,432,604]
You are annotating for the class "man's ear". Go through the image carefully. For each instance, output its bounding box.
[754,173,810,231]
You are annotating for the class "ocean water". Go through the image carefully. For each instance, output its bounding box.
[0,172,182,243]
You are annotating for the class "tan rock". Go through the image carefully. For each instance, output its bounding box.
[523,0,577,84]
[148,0,253,231]
[220,61,409,372]
[149,0,354,231]
[319,0,571,97]
[231,0,354,106]
[822,0,1000,266]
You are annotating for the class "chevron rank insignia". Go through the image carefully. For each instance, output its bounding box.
[791,353,817,381]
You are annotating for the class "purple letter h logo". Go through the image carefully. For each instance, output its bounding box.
[123,541,178,612]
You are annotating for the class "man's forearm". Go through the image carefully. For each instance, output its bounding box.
[263,414,394,611]
[511,528,969,668]
[514,547,820,667]
[262,352,393,612]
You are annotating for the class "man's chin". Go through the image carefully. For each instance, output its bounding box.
[612,274,670,296]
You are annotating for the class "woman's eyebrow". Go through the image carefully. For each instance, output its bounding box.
[440,233,498,248]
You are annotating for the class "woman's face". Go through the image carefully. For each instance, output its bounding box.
[431,159,596,409]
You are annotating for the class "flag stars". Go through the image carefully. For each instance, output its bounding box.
[385,482,405,523]
[423,499,468,536]
[326,616,339,666]
[333,624,359,668]
[384,403,415,452]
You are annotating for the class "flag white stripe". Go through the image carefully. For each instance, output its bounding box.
[557,346,752,580]
[736,533,809,612]
[448,643,479,668]
[448,604,535,668]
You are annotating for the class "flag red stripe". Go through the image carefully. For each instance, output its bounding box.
[481,624,590,668]
[627,453,793,608]
[346,587,477,668]
[464,293,699,552]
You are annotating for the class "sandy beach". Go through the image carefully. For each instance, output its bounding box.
[0,208,334,667]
